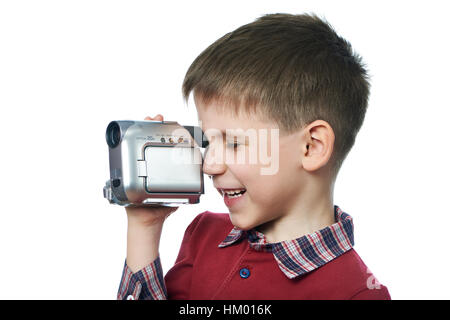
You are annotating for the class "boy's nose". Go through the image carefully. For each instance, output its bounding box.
[202,147,227,177]
[203,159,227,177]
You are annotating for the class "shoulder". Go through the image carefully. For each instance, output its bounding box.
[309,249,391,299]
[183,211,234,245]
[339,249,391,299]
[194,210,231,223]
[188,210,231,230]
[349,284,391,300]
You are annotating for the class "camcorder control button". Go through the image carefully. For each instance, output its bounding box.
[112,179,121,188]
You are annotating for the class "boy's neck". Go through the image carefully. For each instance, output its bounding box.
[255,186,335,244]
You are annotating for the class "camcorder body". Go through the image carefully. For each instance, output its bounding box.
[103,120,209,207]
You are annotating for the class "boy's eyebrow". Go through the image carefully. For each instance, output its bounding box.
[221,130,245,138]
[204,130,246,140]
[203,129,244,135]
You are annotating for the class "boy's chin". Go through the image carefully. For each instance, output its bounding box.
[229,214,259,231]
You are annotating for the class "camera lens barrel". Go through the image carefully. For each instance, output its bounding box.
[106,121,121,148]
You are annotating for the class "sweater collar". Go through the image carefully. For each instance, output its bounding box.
[218,205,354,279]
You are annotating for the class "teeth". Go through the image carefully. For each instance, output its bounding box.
[222,189,246,197]
[227,193,245,198]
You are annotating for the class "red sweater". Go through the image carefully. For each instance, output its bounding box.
[161,211,391,300]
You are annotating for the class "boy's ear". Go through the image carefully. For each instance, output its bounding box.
[301,120,335,172]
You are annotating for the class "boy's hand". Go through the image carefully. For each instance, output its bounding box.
[125,114,179,227]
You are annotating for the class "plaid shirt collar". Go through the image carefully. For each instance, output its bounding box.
[218,205,354,279]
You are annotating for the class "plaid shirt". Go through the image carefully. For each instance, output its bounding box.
[118,205,354,300]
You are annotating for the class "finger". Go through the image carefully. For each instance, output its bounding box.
[144,115,164,121]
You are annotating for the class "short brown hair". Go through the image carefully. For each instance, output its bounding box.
[182,13,370,178]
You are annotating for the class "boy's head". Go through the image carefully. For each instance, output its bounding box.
[182,13,370,232]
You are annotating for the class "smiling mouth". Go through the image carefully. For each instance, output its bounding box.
[219,188,247,198]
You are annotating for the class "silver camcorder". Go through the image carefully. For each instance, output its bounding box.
[103,120,209,207]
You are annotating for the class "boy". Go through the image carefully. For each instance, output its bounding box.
[117,13,391,300]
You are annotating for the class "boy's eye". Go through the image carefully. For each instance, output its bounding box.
[226,141,240,149]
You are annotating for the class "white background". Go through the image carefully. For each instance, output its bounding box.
[0,0,449,299]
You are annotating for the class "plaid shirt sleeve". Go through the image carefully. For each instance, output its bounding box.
[117,212,207,300]
[117,255,167,300]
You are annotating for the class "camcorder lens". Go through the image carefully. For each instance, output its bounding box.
[106,122,121,148]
